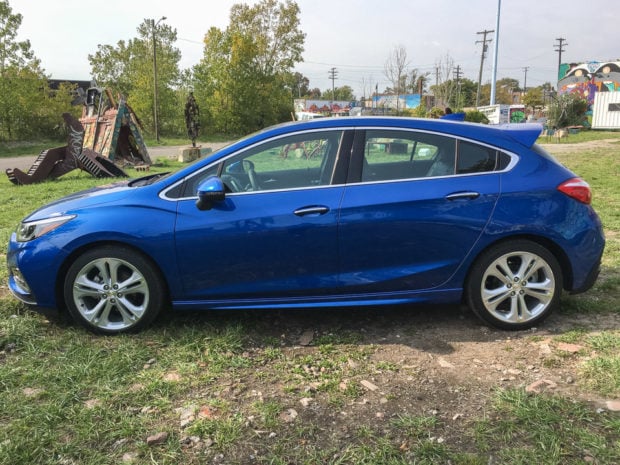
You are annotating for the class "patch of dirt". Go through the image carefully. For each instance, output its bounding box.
[267,305,619,408]
[158,304,620,456]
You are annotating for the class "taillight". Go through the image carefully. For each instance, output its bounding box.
[557,178,592,204]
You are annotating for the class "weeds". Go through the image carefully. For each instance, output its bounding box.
[0,138,618,464]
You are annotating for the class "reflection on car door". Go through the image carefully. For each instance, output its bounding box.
[173,129,351,302]
[175,187,345,301]
[338,130,500,293]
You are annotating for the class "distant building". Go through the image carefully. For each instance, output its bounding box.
[293,99,353,117]
[371,94,421,110]
[558,60,620,129]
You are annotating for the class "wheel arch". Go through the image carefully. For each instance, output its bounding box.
[55,240,171,312]
[465,234,573,296]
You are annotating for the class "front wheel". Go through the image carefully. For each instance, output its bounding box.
[63,246,166,334]
[466,240,562,330]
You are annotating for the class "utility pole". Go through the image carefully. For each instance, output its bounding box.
[454,65,462,109]
[476,29,494,107]
[554,38,567,81]
[522,66,529,93]
[328,67,338,112]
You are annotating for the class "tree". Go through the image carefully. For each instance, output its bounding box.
[384,45,409,114]
[193,0,305,135]
[523,87,544,111]
[0,1,61,140]
[289,72,309,97]
[89,19,182,137]
[322,85,355,102]
[359,76,375,102]
[0,1,35,72]
[306,87,321,99]
[406,69,429,95]
[478,78,519,106]
[433,78,477,110]
[431,53,456,108]
[548,94,587,128]
[456,78,477,108]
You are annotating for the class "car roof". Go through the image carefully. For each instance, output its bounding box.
[263,116,542,150]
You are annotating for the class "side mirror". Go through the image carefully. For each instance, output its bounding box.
[196,176,226,211]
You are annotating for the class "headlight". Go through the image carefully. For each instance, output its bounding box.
[16,215,76,242]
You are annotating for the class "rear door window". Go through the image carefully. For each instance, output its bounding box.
[361,130,456,182]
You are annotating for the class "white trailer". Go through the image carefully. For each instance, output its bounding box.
[592,92,620,130]
[477,104,526,124]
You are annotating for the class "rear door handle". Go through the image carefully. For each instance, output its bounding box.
[445,191,480,201]
[294,205,330,217]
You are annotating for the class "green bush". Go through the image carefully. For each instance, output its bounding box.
[428,106,445,119]
[465,110,490,124]
[547,94,588,128]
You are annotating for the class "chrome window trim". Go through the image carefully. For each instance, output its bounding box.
[159,125,520,201]
[354,126,519,185]
[170,182,348,202]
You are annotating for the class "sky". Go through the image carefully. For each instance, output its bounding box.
[13,0,620,99]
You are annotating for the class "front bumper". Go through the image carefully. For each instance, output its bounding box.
[7,262,37,305]
[6,232,67,308]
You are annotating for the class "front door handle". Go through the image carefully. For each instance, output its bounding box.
[445,191,481,201]
[294,205,330,217]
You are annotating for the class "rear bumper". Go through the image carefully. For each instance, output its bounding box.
[570,259,601,295]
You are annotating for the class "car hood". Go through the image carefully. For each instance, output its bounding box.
[23,179,137,222]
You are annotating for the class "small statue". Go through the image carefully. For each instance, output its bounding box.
[184,92,200,147]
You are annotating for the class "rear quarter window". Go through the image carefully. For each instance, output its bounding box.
[456,141,498,174]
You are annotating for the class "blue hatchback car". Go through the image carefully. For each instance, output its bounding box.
[7,117,605,334]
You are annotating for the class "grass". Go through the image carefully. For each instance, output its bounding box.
[474,389,620,464]
[538,129,620,144]
[0,132,619,464]
[0,140,61,158]
[0,135,233,158]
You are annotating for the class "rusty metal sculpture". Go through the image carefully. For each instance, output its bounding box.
[6,87,151,185]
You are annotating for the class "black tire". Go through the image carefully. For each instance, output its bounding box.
[466,240,562,330]
[63,246,166,334]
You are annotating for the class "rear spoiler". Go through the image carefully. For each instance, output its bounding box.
[498,123,543,148]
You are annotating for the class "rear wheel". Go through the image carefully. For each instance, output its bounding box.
[63,246,165,334]
[466,240,562,330]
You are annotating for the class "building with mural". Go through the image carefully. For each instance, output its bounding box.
[370,94,421,111]
[558,60,620,129]
[558,61,620,101]
[293,99,354,117]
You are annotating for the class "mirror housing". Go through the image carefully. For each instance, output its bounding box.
[196,176,226,211]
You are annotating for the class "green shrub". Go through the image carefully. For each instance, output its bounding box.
[465,110,490,124]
